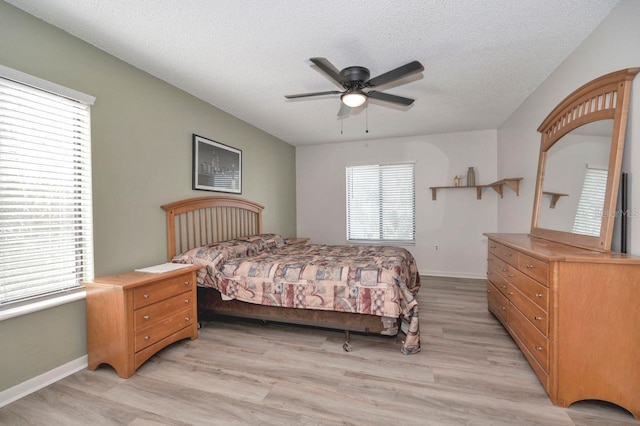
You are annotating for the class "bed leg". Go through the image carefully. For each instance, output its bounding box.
[343,330,352,352]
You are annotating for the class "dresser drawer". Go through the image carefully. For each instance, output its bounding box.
[133,274,194,309]
[488,254,510,281]
[509,303,548,371]
[134,291,195,329]
[510,268,549,312]
[488,240,501,258]
[487,281,508,325]
[488,268,510,298]
[518,253,548,285]
[509,285,548,335]
[493,243,519,267]
[135,308,195,352]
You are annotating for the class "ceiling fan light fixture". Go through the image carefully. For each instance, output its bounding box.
[341,91,367,108]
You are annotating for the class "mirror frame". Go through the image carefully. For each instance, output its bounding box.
[531,68,639,251]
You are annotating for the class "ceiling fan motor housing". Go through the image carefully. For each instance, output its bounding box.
[340,66,370,88]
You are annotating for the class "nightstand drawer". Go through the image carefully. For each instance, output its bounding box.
[133,274,194,309]
[135,308,195,352]
[134,291,195,329]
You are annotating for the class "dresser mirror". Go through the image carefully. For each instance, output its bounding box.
[531,68,639,251]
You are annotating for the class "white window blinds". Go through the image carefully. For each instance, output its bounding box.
[346,163,415,243]
[0,75,94,306]
[572,167,608,237]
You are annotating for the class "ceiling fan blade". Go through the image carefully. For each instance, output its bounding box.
[367,91,415,106]
[285,90,342,99]
[367,61,424,87]
[310,57,346,85]
[337,103,351,118]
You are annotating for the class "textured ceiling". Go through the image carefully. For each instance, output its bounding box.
[6,0,621,146]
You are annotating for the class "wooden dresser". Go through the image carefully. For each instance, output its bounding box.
[84,265,202,378]
[485,233,640,419]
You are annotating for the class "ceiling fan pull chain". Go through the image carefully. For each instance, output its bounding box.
[341,116,343,134]
[366,105,369,134]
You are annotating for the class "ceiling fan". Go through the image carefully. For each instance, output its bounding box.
[285,57,424,115]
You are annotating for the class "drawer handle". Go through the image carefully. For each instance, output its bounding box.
[508,273,513,278]
[185,317,190,321]
[505,253,512,257]
[535,346,543,351]
[144,336,150,341]
[143,315,150,320]
[184,281,190,286]
[535,293,543,298]
[526,264,534,269]
[490,245,496,249]
[143,294,150,299]
[185,299,190,304]
[508,291,513,295]
[501,268,507,272]
[501,285,507,289]
[487,289,491,293]
[534,316,542,321]
[500,306,507,311]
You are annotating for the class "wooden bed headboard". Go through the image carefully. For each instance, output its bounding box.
[161,196,264,261]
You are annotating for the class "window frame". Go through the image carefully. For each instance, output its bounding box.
[345,162,416,245]
[0,65,95,319]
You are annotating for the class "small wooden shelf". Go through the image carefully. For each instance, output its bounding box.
[543,191,568,209]
[429,177,523,201]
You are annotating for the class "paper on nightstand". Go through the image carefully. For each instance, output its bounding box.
[134,263,193,273]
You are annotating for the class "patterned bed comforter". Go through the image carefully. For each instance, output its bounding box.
[173,234,420,354]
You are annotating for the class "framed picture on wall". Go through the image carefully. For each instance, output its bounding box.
[192,134,242,194]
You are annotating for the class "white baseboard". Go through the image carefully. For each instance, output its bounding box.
[0,355,87,408]
[420,270,486,280]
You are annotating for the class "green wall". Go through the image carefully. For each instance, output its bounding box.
[0,1,296,392]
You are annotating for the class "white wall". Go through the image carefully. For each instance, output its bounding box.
[296,130,499,279]
[0,0,296,392]
[497,0,640,256]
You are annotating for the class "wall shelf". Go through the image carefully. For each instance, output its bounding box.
[429,177,523,201]
[542,191,568,209]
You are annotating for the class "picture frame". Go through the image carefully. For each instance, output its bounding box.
[192,134,242,194]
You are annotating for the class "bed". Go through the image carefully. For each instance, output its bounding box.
[161,196,421,354]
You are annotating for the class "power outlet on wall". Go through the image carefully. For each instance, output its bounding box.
[434,245,439,251]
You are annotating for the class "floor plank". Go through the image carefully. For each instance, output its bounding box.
[0,276,636,425]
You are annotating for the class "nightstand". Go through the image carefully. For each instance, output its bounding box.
[285,237,310,245]
[84,264,202,378]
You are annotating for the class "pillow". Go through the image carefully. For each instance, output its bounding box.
[236,233,285,252]
[172,234,284,265]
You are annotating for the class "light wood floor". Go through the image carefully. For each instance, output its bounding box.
[1,276,637,425]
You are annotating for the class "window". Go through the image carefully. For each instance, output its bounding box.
[346,163,415,243]
[572,167,608,237]
[0,68,95,307]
